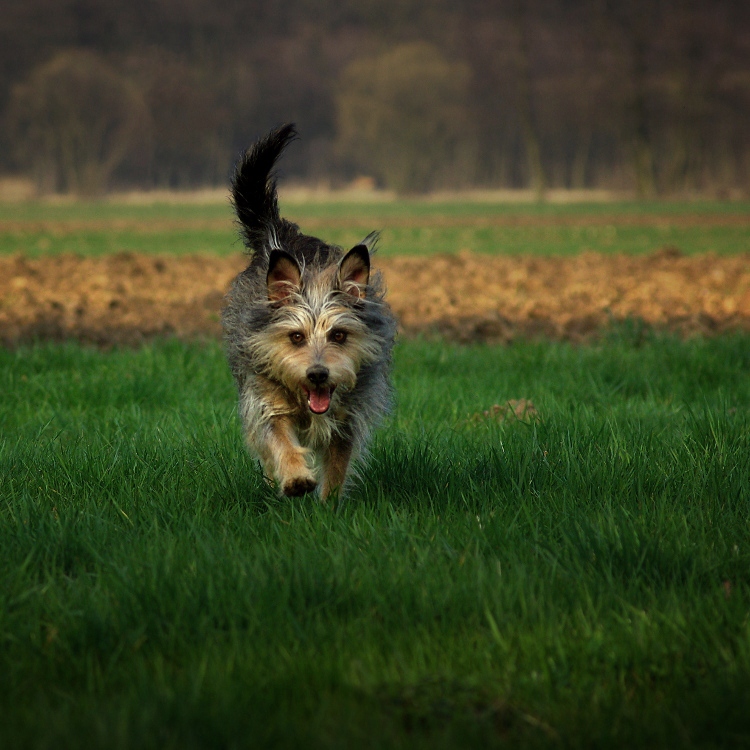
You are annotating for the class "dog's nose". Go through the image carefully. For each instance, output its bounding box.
[306,365,329,385]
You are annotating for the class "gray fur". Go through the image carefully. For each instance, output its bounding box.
[222,125,396,497]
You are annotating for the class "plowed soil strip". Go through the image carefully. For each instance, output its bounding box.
[2,213,750,234]
[1,250,749,346]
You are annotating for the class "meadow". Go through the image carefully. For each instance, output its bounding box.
[0,196,748,258]
[1,197,749,748]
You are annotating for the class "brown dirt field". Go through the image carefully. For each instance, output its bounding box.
[1,249,749,347]
[1,212,749,235]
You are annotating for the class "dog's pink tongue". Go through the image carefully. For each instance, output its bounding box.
[308,388,331,414]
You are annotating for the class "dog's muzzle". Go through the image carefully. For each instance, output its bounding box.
[305,366,334,414]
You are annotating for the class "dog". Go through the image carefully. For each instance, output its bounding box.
[222,124,396,500]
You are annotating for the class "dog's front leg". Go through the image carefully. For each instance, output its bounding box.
[321,435,353,501]
[256,416,317,497]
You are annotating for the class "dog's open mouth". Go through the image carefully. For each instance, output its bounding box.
[304,386,335,414]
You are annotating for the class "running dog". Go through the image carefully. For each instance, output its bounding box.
[222,124,396,499]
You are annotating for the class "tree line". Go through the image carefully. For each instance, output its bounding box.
[1,0,748,195]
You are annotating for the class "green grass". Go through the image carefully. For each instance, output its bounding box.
[2,197,747,223]
[2,334,750,748]
[1,198,748,257]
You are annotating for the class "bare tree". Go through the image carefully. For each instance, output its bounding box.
[336,42,476,193]
[1,0,749,194]
[126,52,229,187]
[508,0,547,197]
[7,50,149,194]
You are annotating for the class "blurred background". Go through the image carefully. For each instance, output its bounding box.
[1,0,748,197]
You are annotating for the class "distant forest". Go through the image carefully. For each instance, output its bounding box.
[1,0,749,195]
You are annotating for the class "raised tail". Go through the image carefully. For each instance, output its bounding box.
[231,123,298,253]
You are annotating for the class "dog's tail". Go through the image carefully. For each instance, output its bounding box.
[231,123,298,253]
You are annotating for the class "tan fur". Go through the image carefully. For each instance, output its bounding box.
[232,266,390,499]
[222,125,395,501]
[321,436,354,499]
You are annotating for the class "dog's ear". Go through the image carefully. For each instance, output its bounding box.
[267,250,302,304]
[338,245,370,299]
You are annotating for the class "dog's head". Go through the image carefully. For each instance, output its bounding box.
[252,241,383,414]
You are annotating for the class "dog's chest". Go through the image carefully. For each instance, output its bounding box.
[299,411,339,450]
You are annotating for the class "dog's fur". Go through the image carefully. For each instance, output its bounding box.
[222,124,396,499]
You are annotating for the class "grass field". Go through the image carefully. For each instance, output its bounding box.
[2,332,750,748]
[1,197,749,257]
[2,196,750,747]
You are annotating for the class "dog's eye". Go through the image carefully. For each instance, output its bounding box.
[289,331,305,345]
[330,330,348,344]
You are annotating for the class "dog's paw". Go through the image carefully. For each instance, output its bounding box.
[282,475,318,497]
